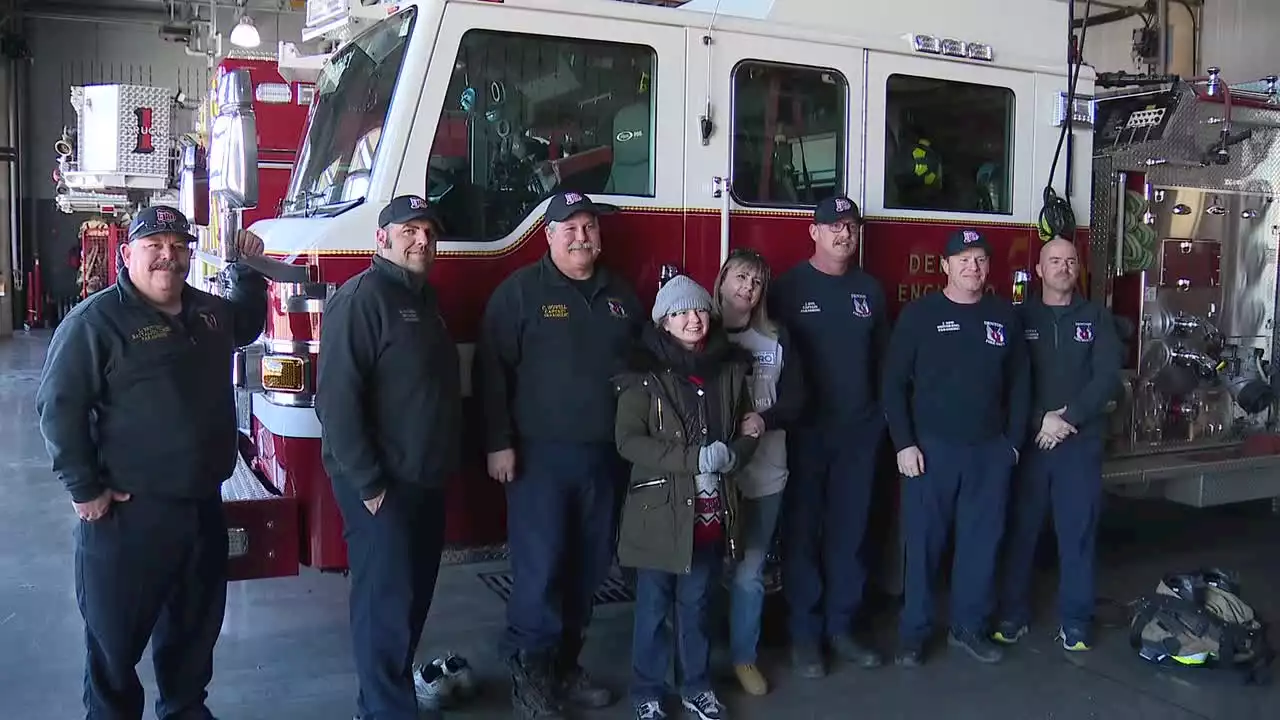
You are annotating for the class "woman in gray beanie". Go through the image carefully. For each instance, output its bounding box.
[613,274,763,720]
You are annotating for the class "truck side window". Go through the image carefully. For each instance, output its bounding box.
[425,30,656,242]
[884,74,1014,215]
[730,61,848,207]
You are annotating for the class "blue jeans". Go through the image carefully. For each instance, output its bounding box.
[631,545,722,703]
[729,492,783,665]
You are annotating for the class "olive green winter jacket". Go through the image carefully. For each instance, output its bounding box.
[612,325,758,575]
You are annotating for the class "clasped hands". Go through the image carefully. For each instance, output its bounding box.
[1035,406,1076,450]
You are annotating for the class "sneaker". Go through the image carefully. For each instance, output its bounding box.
[790,644,825,678]
[827,634,883,668]
[414,661,453,711]
[437,653,478,700]
[681,691,727,720]
[991,621,1028,645]
[559,665,614,709]
[947,628,1004,664]
[894,644,924,668]
[732,664,768,696]
[635,699,667,720]
[1057,626,1092,652]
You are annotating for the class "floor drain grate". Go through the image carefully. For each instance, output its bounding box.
[478,570,635,605]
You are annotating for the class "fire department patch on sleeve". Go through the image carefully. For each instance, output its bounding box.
[850,293,871,318]
[607,299,627,319]
[984,320,1006,347]
[1074,322,1094,343]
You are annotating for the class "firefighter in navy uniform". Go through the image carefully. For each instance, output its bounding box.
[882,228,1031,667]
[768,195,890,677]
[992,236,1122,652]
[478,191,644,719]
[315,195,462,720]
[36,205,268,720]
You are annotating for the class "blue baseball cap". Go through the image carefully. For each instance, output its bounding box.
[814,195,862,225]
[379,194,444,230]
[545,191,619,223]
[944,227,991,257]
[128,205,197,243]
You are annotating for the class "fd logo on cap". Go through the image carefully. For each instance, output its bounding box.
[1074,322,1094,343]
[984,320,1006,347]
[408,196,427,209]
[834,198,852,213]
[963,230,981,244]
[155,208,177,224]
[563,192,583,205]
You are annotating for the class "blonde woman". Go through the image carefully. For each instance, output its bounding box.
[712,249,806,695]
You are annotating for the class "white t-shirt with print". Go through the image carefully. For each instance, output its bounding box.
[727,326,788,499]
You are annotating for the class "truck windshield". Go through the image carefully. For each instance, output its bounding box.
[283,8,418,216]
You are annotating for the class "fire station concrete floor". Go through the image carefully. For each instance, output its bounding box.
[3,330,1280,720]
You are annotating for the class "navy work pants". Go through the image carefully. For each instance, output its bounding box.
[333,479,445,720]
[998,434,1103,632]
[783,420,882,646]
[899,435,1015,645]
[504,440,623,662]
[76,494,227,720]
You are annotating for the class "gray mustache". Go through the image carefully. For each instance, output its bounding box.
[150,260,182,272]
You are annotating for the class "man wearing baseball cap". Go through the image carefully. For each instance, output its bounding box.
[36,204,268,719]
[768,195,891,676]
[882,227,1030,667]
[478,191,643,718]
[315,194,460,720]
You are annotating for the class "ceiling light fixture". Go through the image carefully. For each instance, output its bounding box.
[229,16,261,49]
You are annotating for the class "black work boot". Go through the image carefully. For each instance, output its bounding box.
[827,634,884,668]
[555,638,615,709]
[509,651,566,720]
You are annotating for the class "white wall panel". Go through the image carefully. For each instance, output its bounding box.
[1201,0,1280,84]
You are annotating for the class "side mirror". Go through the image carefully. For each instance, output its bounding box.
[208,68,260,209]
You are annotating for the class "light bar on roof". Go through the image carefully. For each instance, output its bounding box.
[910,33,994,62]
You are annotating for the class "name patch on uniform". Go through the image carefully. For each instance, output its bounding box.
[1024,329,1040,340]
[1074,322,1094,343]
[937,320,960,333]
[606,298,628,319]
[399,308,420,323]
[800,301,821,314]
[984,321,1007,347]
[542,303,569,319]
[850,293,871,318]
[131,324,172,342]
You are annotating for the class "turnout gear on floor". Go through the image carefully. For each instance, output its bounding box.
[1129,569,1273,685]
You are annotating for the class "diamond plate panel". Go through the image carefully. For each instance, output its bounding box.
[70,84,173,179]
[1096,81,1280,195]
[1089,154,1116,301]
[116,85,173,177]
[221,452,275,502]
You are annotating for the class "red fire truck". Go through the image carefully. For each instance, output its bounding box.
[194,0,1280,584]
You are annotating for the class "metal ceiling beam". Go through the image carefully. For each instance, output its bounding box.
[19,0,299,25]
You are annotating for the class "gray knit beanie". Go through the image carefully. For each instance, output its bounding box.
[651,274,713,324]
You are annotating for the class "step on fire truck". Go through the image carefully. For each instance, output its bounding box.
[182,0,1280,585]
